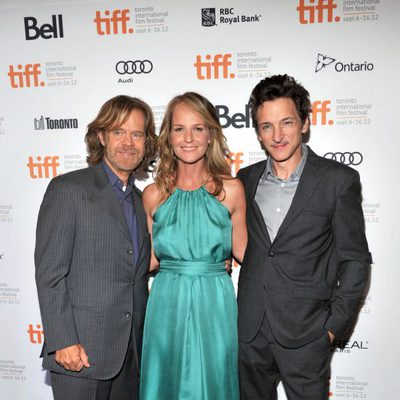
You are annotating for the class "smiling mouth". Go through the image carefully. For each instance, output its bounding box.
[271,143,287,149]
[180,146,197,151]
[118,151,138,158]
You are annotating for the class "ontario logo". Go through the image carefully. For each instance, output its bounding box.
[315,53,374,73]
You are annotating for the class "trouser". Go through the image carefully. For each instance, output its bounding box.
[51,335,138,400]
[239,314,332,400]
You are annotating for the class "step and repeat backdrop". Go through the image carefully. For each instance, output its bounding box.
[1,0,399,398]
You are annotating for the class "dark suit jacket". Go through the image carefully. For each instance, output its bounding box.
[237,147,371,348]
[35,163,151,379]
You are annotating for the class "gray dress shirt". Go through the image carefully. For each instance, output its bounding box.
[255,145,308,241]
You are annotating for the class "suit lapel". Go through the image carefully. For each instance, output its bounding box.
[132,186,146,251]
[92,164,132,242]
[274,148,326,242]
[246,161,272,246]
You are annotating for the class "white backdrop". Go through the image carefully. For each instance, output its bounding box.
[1,0,399,398]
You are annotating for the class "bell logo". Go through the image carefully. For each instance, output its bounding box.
[194,54,235,80]
[226,152,244,174]
[28,323,44,344]
[297,0,340,24]
[24,14,64,40]
[8,64,45,88]
[215,104,253,129]
[311,100,333,125]
[94,9,134,35]
[27,156,60,178]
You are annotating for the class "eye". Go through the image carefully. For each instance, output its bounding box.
[193,126,205,133]
[282,119,296,127]
[260,124,271,131]
[112,129,124,136]
[173,126,184,133]
[132,132,145,140]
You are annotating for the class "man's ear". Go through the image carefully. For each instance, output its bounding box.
[97,131,105,146]
[301,118,309,134]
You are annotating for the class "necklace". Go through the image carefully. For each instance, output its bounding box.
[175,172,211,191]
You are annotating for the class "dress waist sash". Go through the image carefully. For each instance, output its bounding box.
[159,260,226,277]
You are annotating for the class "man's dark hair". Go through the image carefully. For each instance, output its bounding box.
[249,74,311,135]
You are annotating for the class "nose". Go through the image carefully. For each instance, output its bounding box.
[183,129,193,142]
[122,132,135,146]
[272,126,283,143]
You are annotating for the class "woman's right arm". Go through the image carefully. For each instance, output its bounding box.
[142,183,161,271]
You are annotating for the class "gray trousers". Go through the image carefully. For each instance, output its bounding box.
[50,335,138,400]
[239,314,332,400]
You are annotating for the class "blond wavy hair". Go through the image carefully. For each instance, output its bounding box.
[155,92,231,199]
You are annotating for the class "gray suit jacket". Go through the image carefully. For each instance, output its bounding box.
[237,147,371,348]
[35,163,151,380]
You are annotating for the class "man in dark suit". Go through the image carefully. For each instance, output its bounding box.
[35,95,157,400]
[237,75,371,400]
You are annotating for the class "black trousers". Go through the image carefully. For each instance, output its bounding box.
[51,335,138,400]
[239,314,332,400]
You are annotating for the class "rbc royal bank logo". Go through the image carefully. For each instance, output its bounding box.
[297,0,340,24]
[202,8,216,27]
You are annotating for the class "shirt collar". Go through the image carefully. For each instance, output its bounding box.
[262,144,308,182]
[102,160,135,191]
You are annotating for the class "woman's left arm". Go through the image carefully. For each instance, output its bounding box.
[223,178,247,264]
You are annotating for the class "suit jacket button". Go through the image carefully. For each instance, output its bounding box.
[125,312,131,318]
[269,251,275,257]
[127,249,133,255]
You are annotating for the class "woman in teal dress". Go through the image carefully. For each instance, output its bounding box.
[139,92,247,400]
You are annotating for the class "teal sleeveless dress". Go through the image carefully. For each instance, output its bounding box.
[139,186,239,400]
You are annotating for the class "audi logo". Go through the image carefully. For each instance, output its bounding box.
[324,152,363,166]
[115,60,153,75]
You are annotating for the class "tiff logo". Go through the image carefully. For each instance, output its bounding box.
[27,324,44,344]
[27,156,60,178]
[226,152,244,174]
[311,100,333,125]
[94,9,134,35]
[24,14,64,40]
[8,64,45,88]
[297,0,340,24]
[194,54,235,80]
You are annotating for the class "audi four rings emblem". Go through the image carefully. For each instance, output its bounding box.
[324,152,363,166]
[116,60,153,75]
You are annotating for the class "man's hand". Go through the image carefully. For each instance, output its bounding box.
[225,258,232,274]
[328,331,335,343]
[55,344,90,372]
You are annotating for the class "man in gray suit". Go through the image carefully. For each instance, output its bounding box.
[35,95,157,400]
[237,75,371,399]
